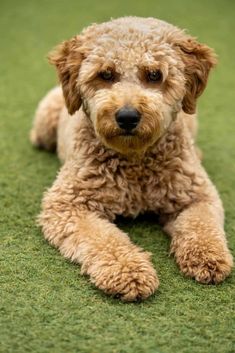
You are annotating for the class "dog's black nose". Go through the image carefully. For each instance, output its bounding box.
[115,107,141,132]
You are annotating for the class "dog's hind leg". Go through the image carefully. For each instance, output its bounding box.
[30,86,64,151]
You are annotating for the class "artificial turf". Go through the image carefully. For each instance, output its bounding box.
[1,0,235,352]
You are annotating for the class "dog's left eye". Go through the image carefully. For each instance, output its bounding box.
[147,70,163,83]
[99,70,114,81]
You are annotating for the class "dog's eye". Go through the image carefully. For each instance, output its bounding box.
[99,70,114,81]
[147,70,163,83]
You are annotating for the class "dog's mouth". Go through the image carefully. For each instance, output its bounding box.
[118,131,136,137]
[101,128,156,154]
[96,118,160,154]
[101,128,138,139]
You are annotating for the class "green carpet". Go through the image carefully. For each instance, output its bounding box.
[1,0,234,352]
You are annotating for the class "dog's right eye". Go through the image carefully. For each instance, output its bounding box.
[146,70,163,83]
[99,70,114,81]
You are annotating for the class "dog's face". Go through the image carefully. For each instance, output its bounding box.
[49,17,216,154]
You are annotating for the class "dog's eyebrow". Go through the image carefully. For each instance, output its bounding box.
[140,63,161,70]
[99,62,116,72]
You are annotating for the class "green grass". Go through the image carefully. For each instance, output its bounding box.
[1,0,235,352]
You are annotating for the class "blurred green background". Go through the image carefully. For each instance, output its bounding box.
[1,0,235,352]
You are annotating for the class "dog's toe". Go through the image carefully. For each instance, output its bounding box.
[87,251,159,301]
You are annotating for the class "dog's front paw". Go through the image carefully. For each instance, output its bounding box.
[173,239,233,284]
[85,248,159,301]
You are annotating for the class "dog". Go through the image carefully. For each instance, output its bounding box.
[30,16,233,301]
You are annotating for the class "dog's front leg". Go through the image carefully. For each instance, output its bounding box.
[39,174,158,301]
[164,202,233,284]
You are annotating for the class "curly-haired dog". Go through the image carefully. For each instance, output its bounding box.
[30,17,233,301]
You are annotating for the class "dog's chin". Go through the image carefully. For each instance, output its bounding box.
[99,131,158,155]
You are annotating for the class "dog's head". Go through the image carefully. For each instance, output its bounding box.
[49,17,216,154]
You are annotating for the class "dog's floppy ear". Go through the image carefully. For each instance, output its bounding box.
[48,36,84,115]
[176,37,217,114]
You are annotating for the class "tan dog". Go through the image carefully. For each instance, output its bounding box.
[30,17,233,301]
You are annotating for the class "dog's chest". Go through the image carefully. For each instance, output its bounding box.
[77,150,202,220]
[111,156,201,217]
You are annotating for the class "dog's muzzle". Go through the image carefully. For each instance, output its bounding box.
[115,106,141,132]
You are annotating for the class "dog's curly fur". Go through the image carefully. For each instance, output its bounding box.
[30,17,233,301]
